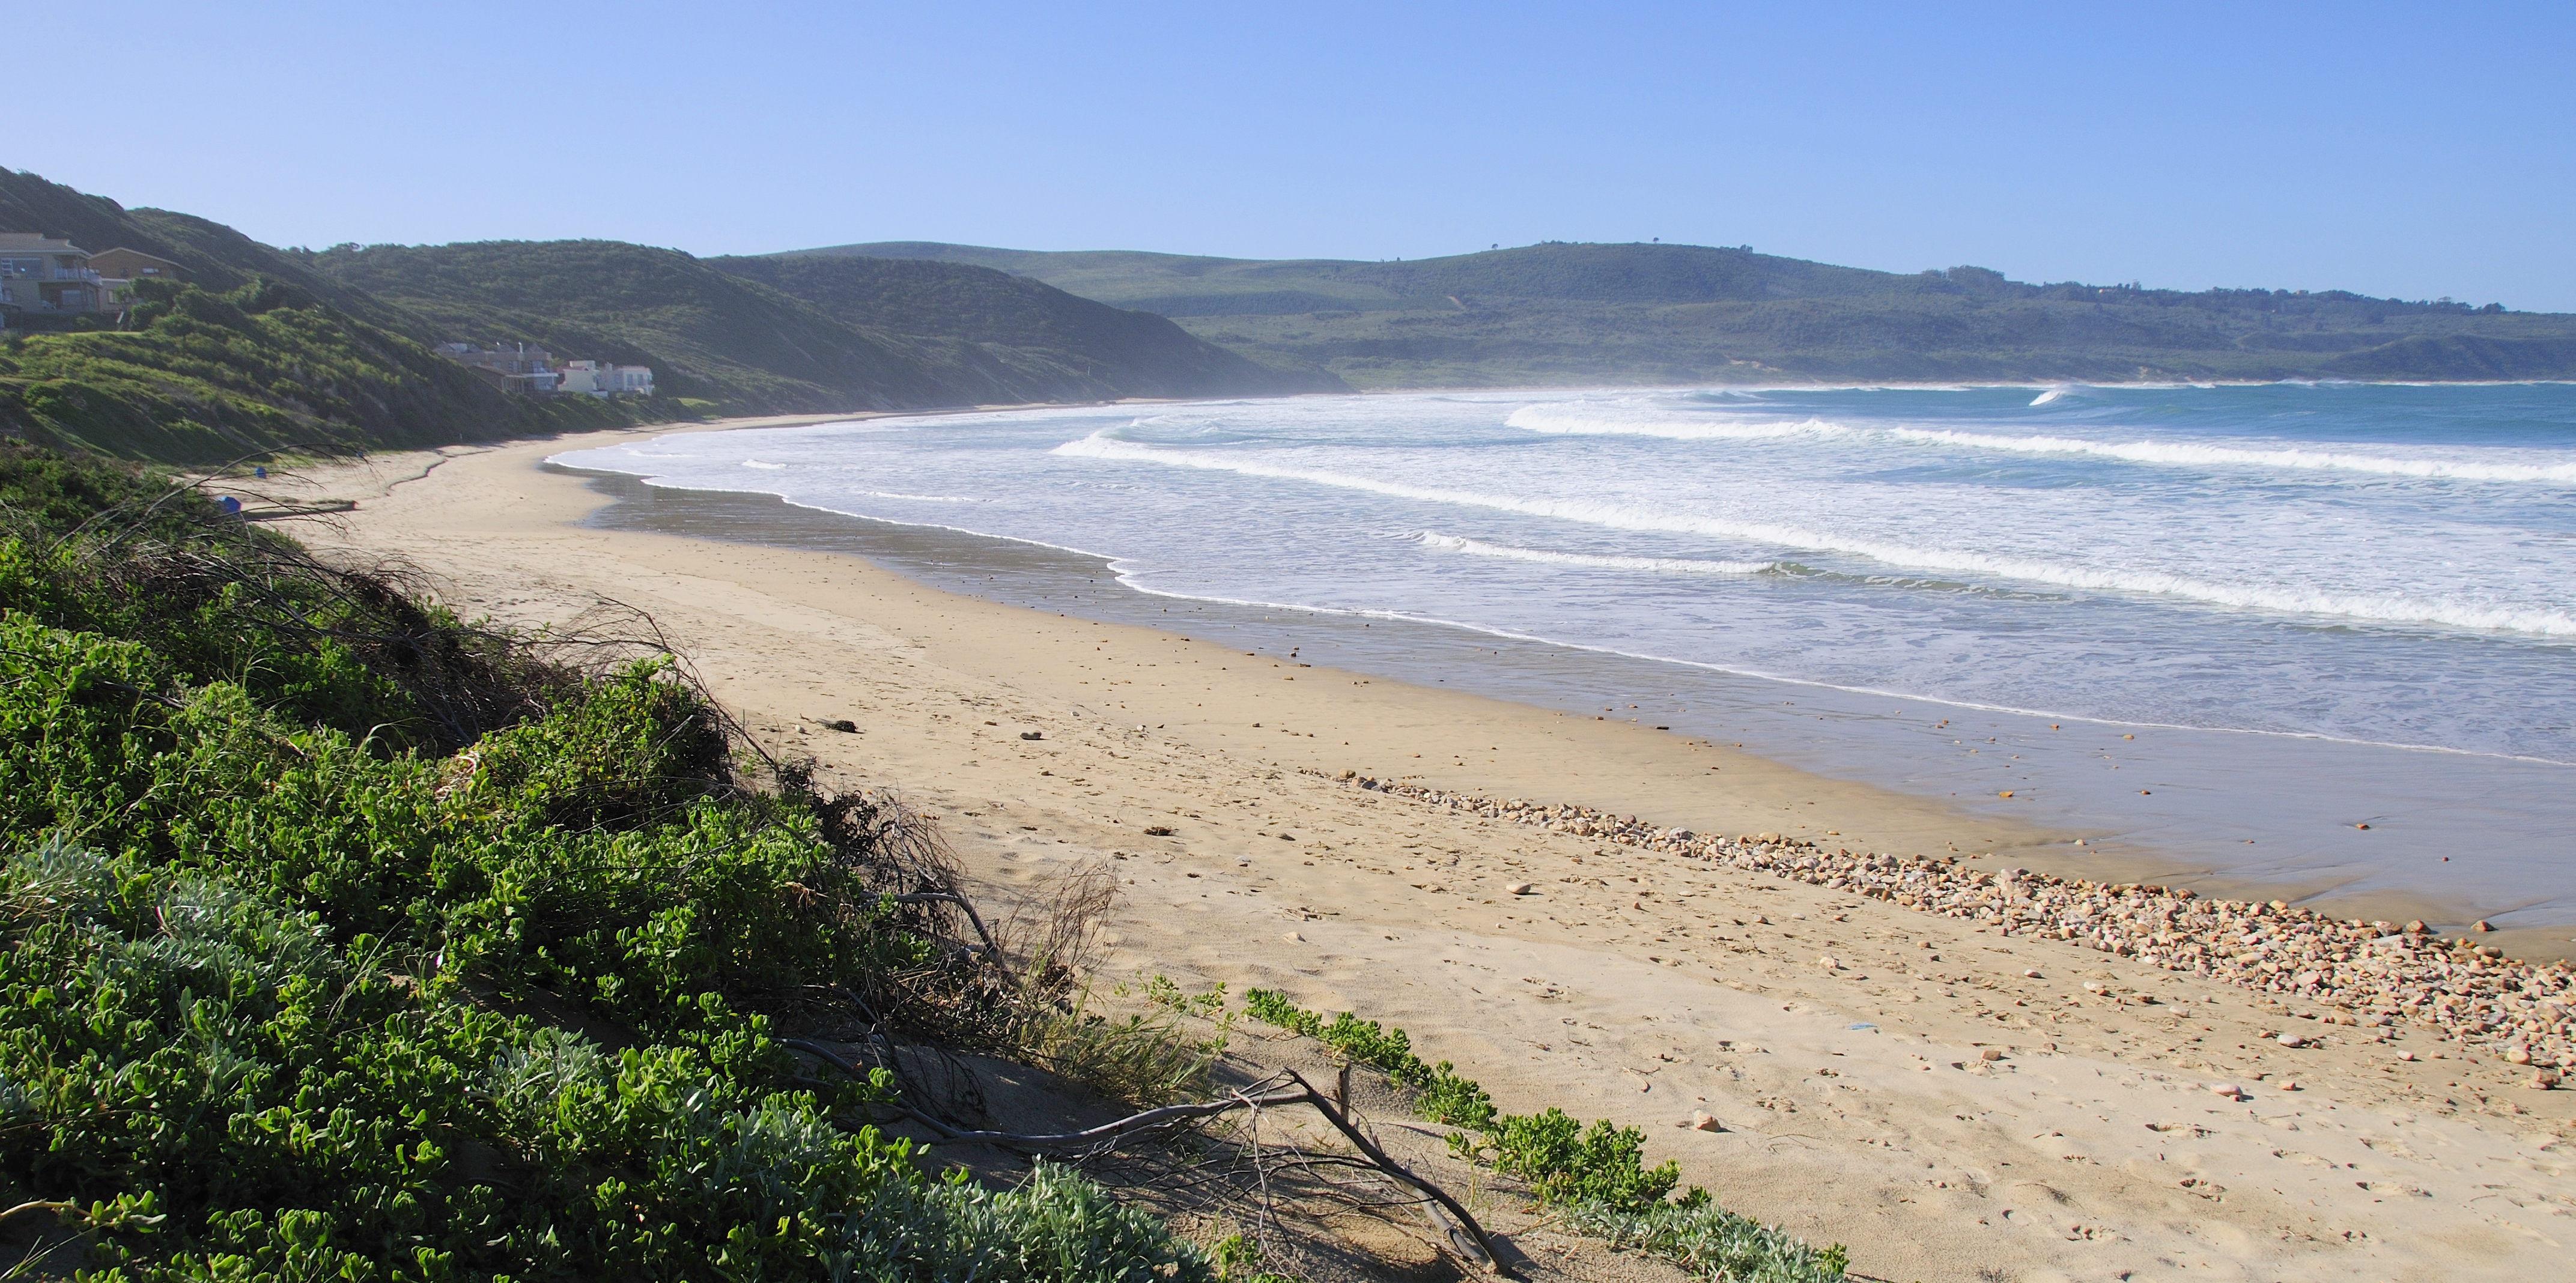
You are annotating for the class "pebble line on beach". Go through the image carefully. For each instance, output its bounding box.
[1320,770,2576,1078]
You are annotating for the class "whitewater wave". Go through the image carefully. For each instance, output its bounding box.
[1418,531,1775,575]
[742,459,787,469]
[1505,402,2576,484]
[1504,404,1845,441]
[1051,430,2576,635]
[1882,428,2576,482]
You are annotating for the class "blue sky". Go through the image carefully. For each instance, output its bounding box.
[20,2,2574,309]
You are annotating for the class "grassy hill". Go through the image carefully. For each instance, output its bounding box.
[0,168,1337,462]
[810,240,2576,387]
[0,276,627,461]
[708,253,1341,398]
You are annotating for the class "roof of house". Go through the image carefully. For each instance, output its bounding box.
[89,246,183,271]
[0,233,85,255]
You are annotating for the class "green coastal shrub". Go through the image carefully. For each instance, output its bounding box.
[0,447,1210,1279]
[1240,988,1844,1282]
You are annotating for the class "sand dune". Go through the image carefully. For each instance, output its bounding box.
[276,423,2574,1283]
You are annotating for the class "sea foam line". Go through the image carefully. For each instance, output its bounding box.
[1505,404,2576,484]
[1418,531,1775,575]
[1051,431,2576,636]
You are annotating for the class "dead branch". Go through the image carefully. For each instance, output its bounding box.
[786,1043,1500,1273]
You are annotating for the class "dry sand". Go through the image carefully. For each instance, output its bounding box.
[270,423,2575,1283]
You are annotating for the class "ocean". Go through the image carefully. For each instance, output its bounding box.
[553,383,2576,929]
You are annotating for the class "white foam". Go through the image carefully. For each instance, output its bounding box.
[1418,532,1775,575]
[1051,430,2576,636]
[1882,427,2576,483]
[1504,399,2576,484]
[1503,404,1845,441]
[741,458,787,469]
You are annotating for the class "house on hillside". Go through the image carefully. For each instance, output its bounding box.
[437,341,561,393]
[90,246,184,308]
[0,233,104,315]
[555,359,654,396]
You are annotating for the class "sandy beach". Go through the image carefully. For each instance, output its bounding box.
[272,420,2575,1283]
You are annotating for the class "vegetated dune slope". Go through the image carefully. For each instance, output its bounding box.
[0,166,1339,463]
[810,239,2576,387]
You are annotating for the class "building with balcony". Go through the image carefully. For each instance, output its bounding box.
[0,233,105,315]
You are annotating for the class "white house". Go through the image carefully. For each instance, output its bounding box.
[555,359,654,396]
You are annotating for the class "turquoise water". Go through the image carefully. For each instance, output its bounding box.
[556,383,2576,925]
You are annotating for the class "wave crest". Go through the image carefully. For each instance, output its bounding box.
[1418,532,1775,575]
[1050,430,2576,636]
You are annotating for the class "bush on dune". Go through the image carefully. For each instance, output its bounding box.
[0,446,1213,1280]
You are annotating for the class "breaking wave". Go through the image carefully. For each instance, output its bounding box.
[1504,401,2576,483]
[1417,531,1776,575]
[1053,429,2576,635]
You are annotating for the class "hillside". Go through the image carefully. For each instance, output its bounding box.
[810,240,2576,386]
[0,277,626,461]
[708,253,1341,398]
[0,169,1338,463]
[303,241,1341,412]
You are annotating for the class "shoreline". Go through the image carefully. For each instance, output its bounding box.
[267,420,2576,1282]
[547,414,2576,947]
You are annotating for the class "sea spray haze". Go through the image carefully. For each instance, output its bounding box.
[556,383,2576,921]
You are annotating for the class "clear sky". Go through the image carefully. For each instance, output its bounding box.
[20,2,2574,309]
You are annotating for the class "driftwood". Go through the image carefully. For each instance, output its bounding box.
[785,1040,1500,1273]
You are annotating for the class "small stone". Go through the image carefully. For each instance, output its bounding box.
[2533,1072,2560,1090]
[1981,1048,2005,1062]
[2280,1080,2301,1091]
[2208,1082,2243,1097]
[2397,1051,2418,1061]
[1285,932,1305,943]
[1818,955,1841,970]
[2276,1033,2307,1048]
[2405,920,2428,934]
[2023,969,2044,978]
[1757,831,1782,843]
[2506,1049,2534,1066]
[1688,1111,1725,1132]
[2473,920,2494,932]
[1505,882,1535,895]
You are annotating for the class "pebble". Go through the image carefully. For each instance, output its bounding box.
[2276,1032,2307,1048]
[1687,1111,1725,1132]
[1325,771,2576,1070]
[1818,955,1842,970]
[1981,1048,2006,1062]
[2208,1081,2244,1097]
[1505,882,1535,896]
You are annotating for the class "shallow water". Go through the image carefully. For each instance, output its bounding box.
[553,383,2576,927]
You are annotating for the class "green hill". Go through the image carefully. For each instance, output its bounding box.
[0,168,1340,463]
[809,240,2576,387]
[0,276,625,461]
[300,240,1341,410]
[708,253,1341,398]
